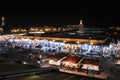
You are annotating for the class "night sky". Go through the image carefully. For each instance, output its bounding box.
[0,1,120,27]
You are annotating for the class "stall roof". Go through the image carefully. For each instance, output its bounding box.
[81,58,100,66]
[62,55,83,63]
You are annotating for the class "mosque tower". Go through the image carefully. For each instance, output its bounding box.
[79,19,83,31]
[1,16,5,26]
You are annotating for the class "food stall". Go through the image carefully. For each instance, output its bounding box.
[60,55,83,71]
[80,58,100,74]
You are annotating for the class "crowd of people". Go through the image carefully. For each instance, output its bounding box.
[4,38,120,57]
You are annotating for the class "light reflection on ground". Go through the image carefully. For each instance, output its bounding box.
[17,75,48,80]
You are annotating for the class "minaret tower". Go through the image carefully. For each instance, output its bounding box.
[79,19,83,31]
[79,19,83,27]
[1,16,5,26]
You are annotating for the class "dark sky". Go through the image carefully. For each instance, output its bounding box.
[0,1,120,27]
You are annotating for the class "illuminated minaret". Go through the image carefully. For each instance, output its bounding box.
[79,19,83,31]
[79,19,83,27]
[1,16,5,26]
